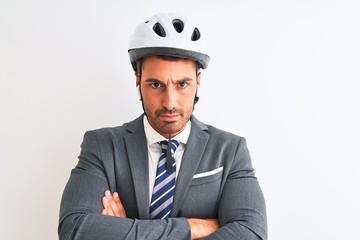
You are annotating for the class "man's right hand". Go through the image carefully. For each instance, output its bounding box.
[101,190,127,218]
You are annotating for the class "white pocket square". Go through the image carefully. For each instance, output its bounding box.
[193,166,224,179]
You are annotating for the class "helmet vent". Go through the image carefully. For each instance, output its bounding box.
[153,23,166,37]
[191,28,201,41]
[172,19,184,33]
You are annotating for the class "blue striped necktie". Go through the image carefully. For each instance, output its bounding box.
[149,139,180,219]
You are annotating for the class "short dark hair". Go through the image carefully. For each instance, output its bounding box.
[136,55,200,77]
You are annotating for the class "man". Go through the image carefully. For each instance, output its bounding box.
[59,13,267,240]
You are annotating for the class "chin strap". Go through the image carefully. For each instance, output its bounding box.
[166,133,172,173]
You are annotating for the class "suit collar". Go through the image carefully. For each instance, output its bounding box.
[190,115,209,132]
[123,114,145,133]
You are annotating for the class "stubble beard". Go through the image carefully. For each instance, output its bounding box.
[148,108,192,136]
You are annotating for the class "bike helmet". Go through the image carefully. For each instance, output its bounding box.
[128,13,210,72]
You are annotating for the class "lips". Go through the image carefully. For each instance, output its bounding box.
[159,114,179,121]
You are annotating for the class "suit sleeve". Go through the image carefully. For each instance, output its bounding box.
[58,131,191,240]
[204,137,267,240]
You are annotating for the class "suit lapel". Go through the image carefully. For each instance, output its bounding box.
[124,115,150,219]
[171,116,210,217]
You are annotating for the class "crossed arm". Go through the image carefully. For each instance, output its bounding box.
[101,190,219,239]
[59,131,267,240]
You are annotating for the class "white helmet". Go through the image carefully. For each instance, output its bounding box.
[128,13,210,71]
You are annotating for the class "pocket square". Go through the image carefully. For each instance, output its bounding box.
[193,166,224,179]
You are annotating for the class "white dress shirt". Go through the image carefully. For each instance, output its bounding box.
[143,116,191,204]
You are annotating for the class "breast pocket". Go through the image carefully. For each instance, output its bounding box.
[192,166,223,185]
[180,167,224,218]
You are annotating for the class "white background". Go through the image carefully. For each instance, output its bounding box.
[1,0,359,239]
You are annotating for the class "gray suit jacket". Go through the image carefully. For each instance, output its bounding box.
[59,115,267,240]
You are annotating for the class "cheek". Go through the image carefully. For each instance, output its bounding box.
[142,94,158,111]
[184,90,197,104]
[180,96,196,113]
[143,99,153,109]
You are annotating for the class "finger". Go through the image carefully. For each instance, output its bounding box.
[103,190,115,213]
[113,192,122,208]
[104,190,111,197]
[107,193,122,217]
[102,196,115,216]
[102,190,112,209]
[102,195,109,208]
[113,192,126,218]
[101,209,108,215]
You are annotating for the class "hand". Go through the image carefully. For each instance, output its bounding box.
[101,190,127,218]
[187,218,220,240]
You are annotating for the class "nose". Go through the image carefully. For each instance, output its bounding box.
[162,86,176,111]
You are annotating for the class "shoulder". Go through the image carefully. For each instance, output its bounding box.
[205,124,248,154]
[191,115,245,143]
[191,117,252,169]
[82,115,144,143]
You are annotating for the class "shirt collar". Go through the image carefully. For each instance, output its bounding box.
[143,115,191,145]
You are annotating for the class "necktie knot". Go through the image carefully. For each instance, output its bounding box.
[160,139,180,154]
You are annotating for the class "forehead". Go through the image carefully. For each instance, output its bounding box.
[141,56,196,79]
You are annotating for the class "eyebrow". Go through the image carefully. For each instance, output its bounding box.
[144,77,194,83]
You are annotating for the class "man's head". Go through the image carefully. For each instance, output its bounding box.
[128,13,209,137]
[136,55,201,138]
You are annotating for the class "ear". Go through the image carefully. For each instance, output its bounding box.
[135,72,142,100]
[196,72,202,86]
[135,72,140,86]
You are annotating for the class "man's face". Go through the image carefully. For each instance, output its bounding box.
[137,56,201,138]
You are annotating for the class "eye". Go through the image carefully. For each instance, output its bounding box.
[151,82,162,89]
[178,81,188,88]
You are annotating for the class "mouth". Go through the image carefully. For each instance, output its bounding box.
[159,114,179,122]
